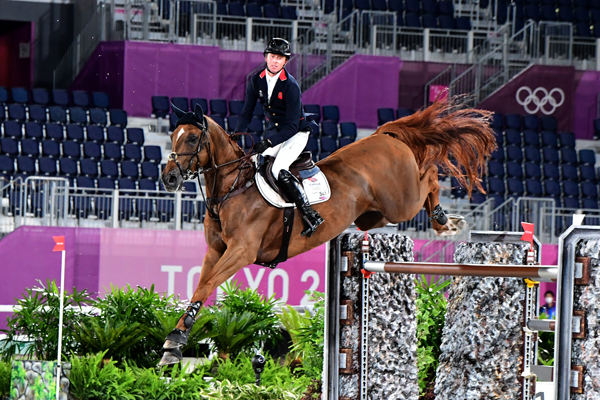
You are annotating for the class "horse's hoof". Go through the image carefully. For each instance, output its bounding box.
[163,339,182,350]
[434,214,466,236]
[158,350,182,366]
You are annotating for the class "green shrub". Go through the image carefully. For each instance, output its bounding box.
[289,291,324,380]
[0,279,92,360]
[201,379,300,400]
[0,359,11,398]
[415,275,450,394]
[278,306,312,361]
[537,312,555,366]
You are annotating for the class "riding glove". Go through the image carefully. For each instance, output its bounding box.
[254,139,273,154]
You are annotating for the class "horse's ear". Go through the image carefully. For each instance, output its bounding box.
[194,103,205,122]
[172,103,186,119]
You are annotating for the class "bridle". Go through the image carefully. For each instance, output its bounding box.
[167,120,256,221]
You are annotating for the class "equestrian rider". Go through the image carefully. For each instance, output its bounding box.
[234,38,324,237]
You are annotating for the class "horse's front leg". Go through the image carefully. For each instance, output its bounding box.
[158,241,258,365]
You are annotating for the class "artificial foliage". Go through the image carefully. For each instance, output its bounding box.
[0,359,11,398]
[415,275,450,395]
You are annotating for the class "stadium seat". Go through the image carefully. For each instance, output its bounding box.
[120,161,139,180]
[0,87,7,105]
[92,92,110,109]
[541,131,558,147]
[97,177,116,189]
[41,140,60,159]
[212,116,226,130]
[118,178,136,191]
[72,91,90,108]
[263,4,281,18]
[438,0,454,15]
[574,7,590,23]
[51,90,70,107]
[58,158,78,177]
[229,100,244,116]
[66,124,85,142]
[152,96,170,118]
[171,97,189,112]
[505,114,522,130]
[124,144,142,163]
[246,3,263,17]
[523,130,540,147]
[304,104,322,123]
[126,128,145,145]
[38,157,57,176]
[456,16,472,30]
[582,198,599,209]
[558,6,574,21]
[68,107,88,124]
[48,106,67,124]
[544,180,561,198]
[377,108,396,125]
[229,2,245,16]
[422,13,438,28]
[524,163,542,179]
[488,160,505,178]
[579,165,597,182]
[11,88,29,104]
[396,108,413,119]
[45,123,64,141]
[558,132,575,148]
[371,0,387,11]
[321,121,339,138]
[253,102,264,119]
[490,113,504,130]
[576,22,592,37]
[0,155,14,175]
[62,141,82,159]
[404,13,421,27]
[504,129,521,145]
[281,6,297,19]
[106,126,125,144]
[490,147,505,162]
[322,105,340,123]
[561,148,579,165]
[388,0,404,14]
[581,181,598,198]
[28,105,47,123]
[83,142,102,160]
[561,164,579,181]
[506,162,523,179]
[141,162,159,180]
[109,109,128,127]
[84,126,104,143]
[3,121,23,139]
[143,145,162,164]
[89,108,108,126]
[506,145,524,163]
[525,179,543,196]
[20,139,40,158]
[524,5,541,21]
[438,15,456,29]
[522,115,539,131]
[488,177,506,196]
[579,149,596,165]
[103,143,123,161]
[563,197,580,209]
[7,104,26,121]
[210,99,228,117]
[169,113,178,132]
[190,98,209,114]
[32,88,50,105]
[543,147,560,164]
[244,133,262,150]
[543,163,560,180]
[248,117,264,134]
[507,178,525,197]
[562,181,580,198]
[592,8,600,23]
[540,116,557,131]
[339,122,357,147]
[16,156,35,175]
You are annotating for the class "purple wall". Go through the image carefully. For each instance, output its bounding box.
[303,55,403,128]
[573,70,600,140]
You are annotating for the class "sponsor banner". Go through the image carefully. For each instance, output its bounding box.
[478,65,575,132]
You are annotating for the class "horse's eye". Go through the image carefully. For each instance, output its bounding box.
[188,135,199,143]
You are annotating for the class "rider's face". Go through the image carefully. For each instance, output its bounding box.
[265,53,287,75]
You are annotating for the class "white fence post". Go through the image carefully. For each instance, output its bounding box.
[112,190,119,228]
[423,28,430,62]
[174,191,182,230]
[596,38,600,71]
[246,18,253,51]
[467,30,474,58]
[292,20,299,51]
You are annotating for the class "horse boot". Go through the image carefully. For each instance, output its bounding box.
[429,204,448,225]
[277,170,324,237]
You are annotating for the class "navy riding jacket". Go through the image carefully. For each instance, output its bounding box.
[235,67,317,147]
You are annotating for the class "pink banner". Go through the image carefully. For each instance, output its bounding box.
[429,85,448,103]
[98,229,326,306]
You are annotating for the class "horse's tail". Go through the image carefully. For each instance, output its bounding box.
[375,99,496,196]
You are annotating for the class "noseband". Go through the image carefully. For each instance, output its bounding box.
[168,123,212,181]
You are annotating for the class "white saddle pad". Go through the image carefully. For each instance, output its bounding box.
[255,170,331,209]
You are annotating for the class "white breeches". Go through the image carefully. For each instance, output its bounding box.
[263,130,310,179]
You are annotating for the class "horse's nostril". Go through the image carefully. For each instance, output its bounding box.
[167,175,177,185]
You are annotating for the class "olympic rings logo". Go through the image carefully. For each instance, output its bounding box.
[515,86,565,115]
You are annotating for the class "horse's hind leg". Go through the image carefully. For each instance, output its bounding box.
[422,166,466,236]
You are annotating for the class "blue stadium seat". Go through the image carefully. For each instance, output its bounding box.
[152,96,170,118]
[304,104,321,123]
[212,116,226,130]
[592,9,600,23]
[32,88,50,105]
[559,132,575,148]
[0,87,7,104]
[51,90,70,107]
[507,178,525,197]
[305,137,319,155]
[97,177,116,189]
[575,0,590,7]
[422,0,437,14]
[28,105,47,123]
[16,156,35,175]
[540,5,557,21]
[244,133,261,150]
[248,117,264,134]
[543,163,560,180]
[169,113,178,132]
[405,0,421,13]
[20,139,40,158]
[378,108,395,125]
[89,108,107,126]
[504,129,522,145]
[263,4,281,18]
[505,114,522,130]
[229,100,244,116]
[209,99,228,116]
[92,92,110,109]
[84,126,104,145]
[45,123,64,141]
[582,198,599,209]
[246,2,262,16]
[558,6,574,21]
[455,16,471,30]
[490,113,504,130]
[579,165,597,182]
[126,128,145,145]
[72,91,90,108]
[281,6,297,19]
[422,13,438,28]
[8,104,26,121]
[561,164,579,181]
[68,107,87,124]
[488,160,505,177]
[438,15,456,29]
[38,157,57,176]
[229,2,245,16]
[354,0,371,10]
[171,97,189,112]
[525,179,543,196]
[141,162,159,180]
[62,141,81,159]
[524,162,542,179]
[124,144,142,163]
[143,145,162,164]
[190,98,209,114]
[253,101,264,120]
[58,158,78,177]
[109,109,128,127]
[405,13,421,27]
[581,181,598,198]
[107,126,125,144]
[524,4,541,20]
[488,177,506,196]
[139,179,157,192]
[0,155,15,175]
[83,142,102,160]
[562,181,580,198]
[120,161,139,180]
[321,121,339,138]
[522,115,539,131]
[490,147,505,162]
[388,0,404,14]
[561,148,579,165]
[339,122,357,147]
[541,131,558,147]
[544,180,561,197]
[320,136,337,153]
[11,88,29,104]
[506,162,523,179]
[540,116,557,131]
[576,22,592,37]
[118,178,136,191]
[371,0,387,11]
[579,149,596,165]
[25,122,44,141]
[41,140,60,158]
[103,143,122,161]
[439,0,454,15]
[523,130,540,147]
[574,7,590,22]
[3,121,23,139]
[543,147,560,164]
[322,105,340,123]
[66,124,85,142]
[216,2,227,15]
[506,145,523,163]
[48,106,67,124]
[563,197,580,209]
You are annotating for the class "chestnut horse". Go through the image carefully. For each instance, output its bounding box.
[158,100,496,365]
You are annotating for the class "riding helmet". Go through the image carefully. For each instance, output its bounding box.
[264,38,291,59]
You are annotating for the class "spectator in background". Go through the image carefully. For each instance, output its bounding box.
[539,290,556,318]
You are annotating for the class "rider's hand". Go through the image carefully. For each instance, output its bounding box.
[254,139,273,154]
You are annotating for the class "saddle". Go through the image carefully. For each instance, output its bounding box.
[258,151,320,202]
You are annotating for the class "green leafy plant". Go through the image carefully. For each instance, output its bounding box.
[278,306,312,361]
[201,379,300,400]
[73,318,147,362]
[290,291,325,380]
[537,312,555,366]
[0,279,92,360]
[415,274,450,395]
[0,359,11,398]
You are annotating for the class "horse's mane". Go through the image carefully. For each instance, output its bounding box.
[374,99,496,196]
[205,116,246,158]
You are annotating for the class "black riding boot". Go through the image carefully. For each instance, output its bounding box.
[277,170,324,237]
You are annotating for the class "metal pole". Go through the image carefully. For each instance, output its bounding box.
[174,191,182,230]
[111,189,119,228]
[246,18,253,51]
[423,28,430,62]
[55,244,66,400]
[527,319,556,332]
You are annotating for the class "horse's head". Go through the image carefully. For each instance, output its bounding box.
[161,104,212,192]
